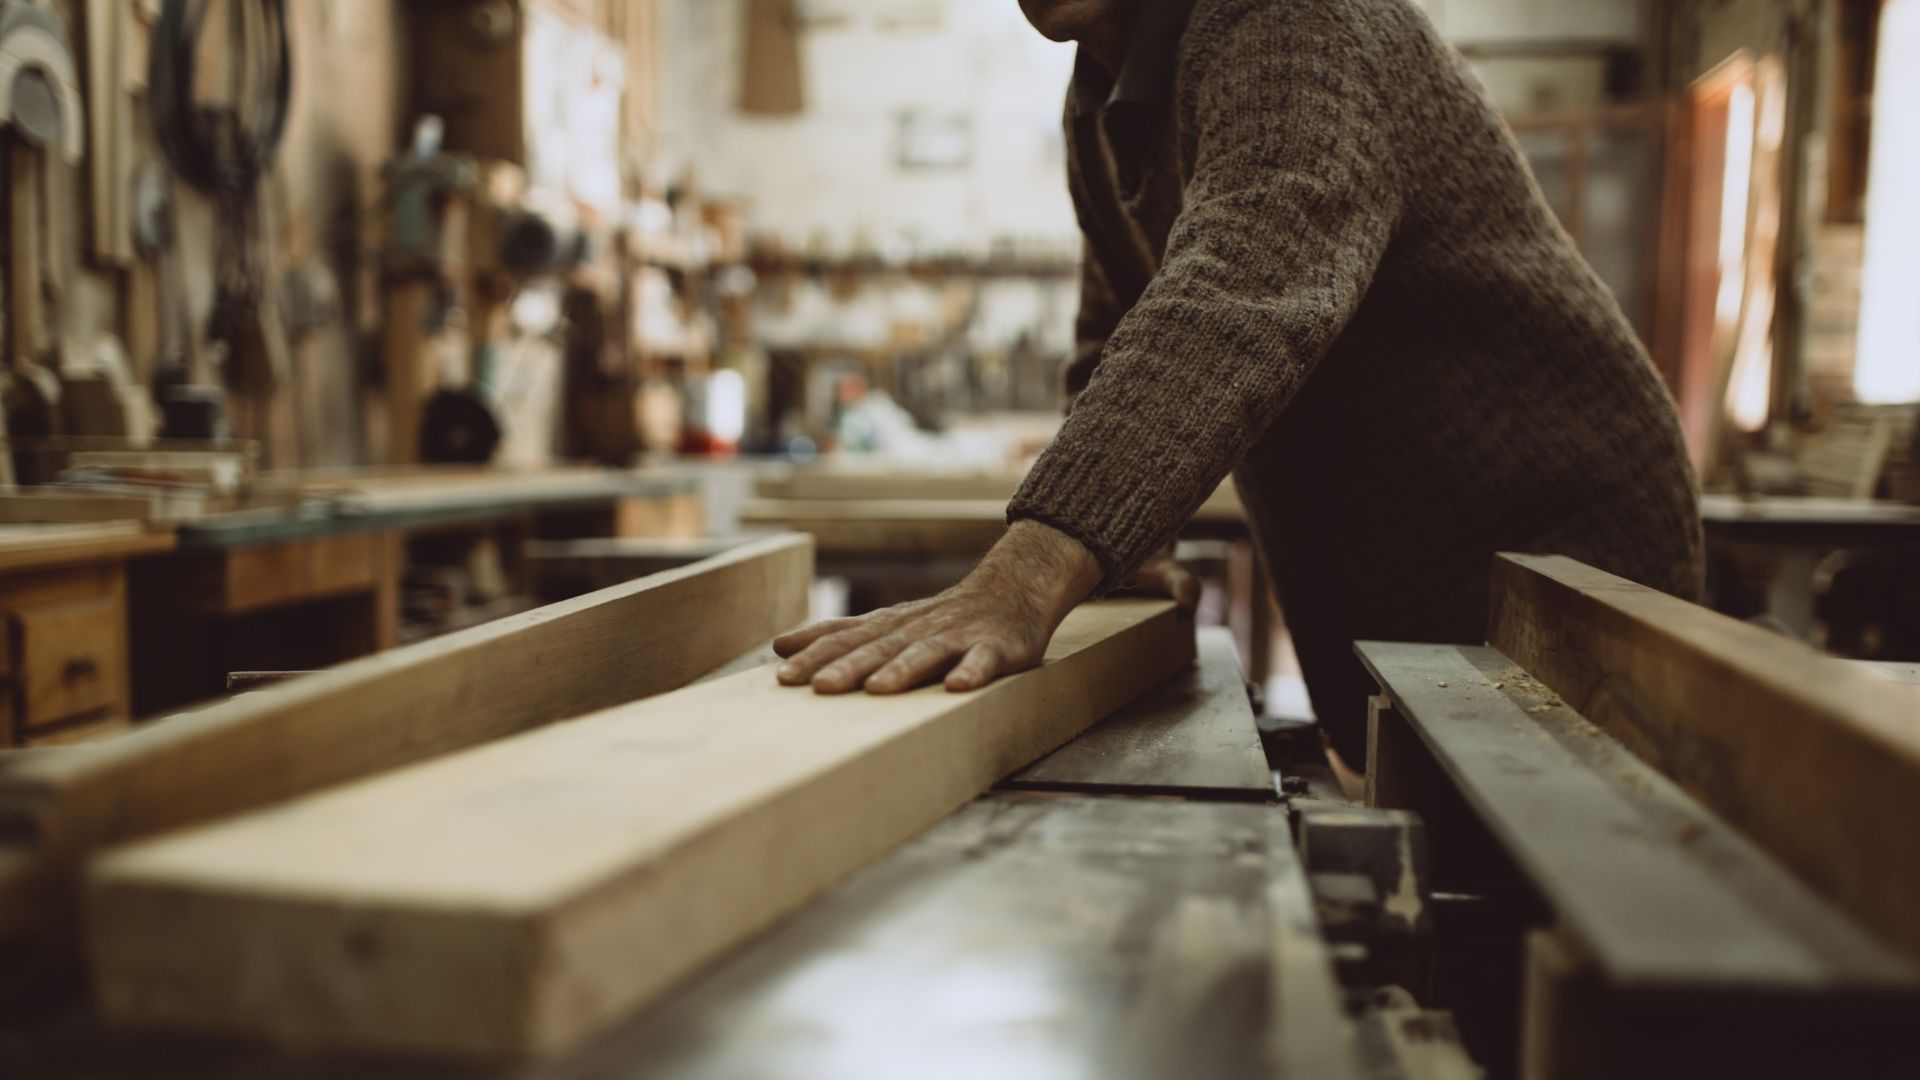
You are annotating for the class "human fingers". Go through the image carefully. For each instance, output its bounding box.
[810,631,915,694]
[864,636,963,694]
[773,616,867,658]
[776,618,900,685]
[944,641,1007,692]
[1126,558,1201,613]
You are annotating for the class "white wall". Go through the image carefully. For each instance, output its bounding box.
[1855,0,1920,403]
[1418,0,1640,43]
[657,0,1078,258]
[658,0,1649,258]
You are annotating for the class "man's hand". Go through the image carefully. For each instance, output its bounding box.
[773,520,1198,695]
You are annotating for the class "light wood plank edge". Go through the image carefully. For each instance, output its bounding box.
[1489,552,1920,966]
[0,534,815,939]
[87,602,1197,1060]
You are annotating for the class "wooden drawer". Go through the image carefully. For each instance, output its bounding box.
[306,535,378,596]
[12,593,127,731]
[219,535,380,614]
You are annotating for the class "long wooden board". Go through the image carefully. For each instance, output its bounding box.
[88,600,1194,1060]
[0,535,814,939]
[1489,553,1920,964]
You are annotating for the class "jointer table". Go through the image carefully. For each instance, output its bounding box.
[0,629,1366,1079]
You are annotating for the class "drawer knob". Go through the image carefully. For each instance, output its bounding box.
[63,657,100,682]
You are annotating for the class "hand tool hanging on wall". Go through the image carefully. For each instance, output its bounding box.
[0,0,87,449]
[133,158,225,438]
[148,0,290,442]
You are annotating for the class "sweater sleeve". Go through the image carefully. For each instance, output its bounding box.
[1008,3,1403,591]
[1064,234,1124,401]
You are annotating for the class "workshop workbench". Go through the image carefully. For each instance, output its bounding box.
[129,469,706,716]
[0,523,177,748]
[0,630,1367,1078]
[1701,493,1920,639]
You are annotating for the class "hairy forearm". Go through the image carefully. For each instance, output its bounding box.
[974,520,1103,623]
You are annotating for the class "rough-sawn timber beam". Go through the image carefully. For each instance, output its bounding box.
[0,534,814,941]
[88,599,1195,1060]
[1489,552,1920,965]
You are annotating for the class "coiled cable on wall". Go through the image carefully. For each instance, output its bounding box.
[147,0,291,196]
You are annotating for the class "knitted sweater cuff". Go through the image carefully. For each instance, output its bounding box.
[1007,452,1169,597]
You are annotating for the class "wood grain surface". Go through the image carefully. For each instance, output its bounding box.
[88,601,1194,1060]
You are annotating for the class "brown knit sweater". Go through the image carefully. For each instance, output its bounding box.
[1007,0,1704,759]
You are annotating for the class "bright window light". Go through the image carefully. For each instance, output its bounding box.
[1728,67,1787,433]
[1856,0,1920,404]
[1717,83,1756,331]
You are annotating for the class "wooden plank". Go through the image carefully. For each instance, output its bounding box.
[1001,627,1271,799]
[1356,641,1916,996]
[1,794,1360,1078]
[1856,659,1920,686]
[87,600,1195,1060]
[1489,553,1920,964]
[0,535,814,940]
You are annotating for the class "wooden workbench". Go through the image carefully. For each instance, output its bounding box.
[0,523,177,748]
[1701,493,1920,639]
[130,469,706,716]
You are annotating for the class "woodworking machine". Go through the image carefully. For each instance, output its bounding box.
[1,546,1915,1079]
